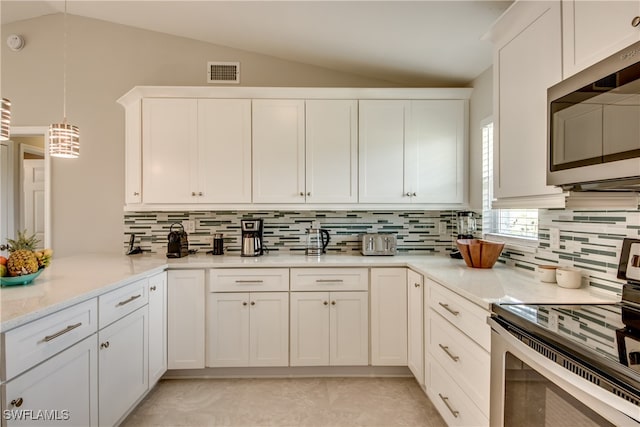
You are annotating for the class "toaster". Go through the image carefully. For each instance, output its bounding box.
[361,233,397,256]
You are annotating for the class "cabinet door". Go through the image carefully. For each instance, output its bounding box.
[493,1,563,202]
[563,0,640,78]
[330,291,368,366]
[358,100,407,203]
[252,99,305,203]
[98,307,148,427]
[125,99,142,204]
[290,292,330,366]
[148,272,167,386]
[407,269,424,386]
[370,268,407,366]
[407,100,466,204]
[142,98,198,204]
[3,335,98,427]
[167,270,205,369]
[206,292,250,367]
[197,99,252,203]
[249,292,289,367]
[305,100,358,203]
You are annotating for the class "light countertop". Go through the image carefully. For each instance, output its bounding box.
[0,252,620,332]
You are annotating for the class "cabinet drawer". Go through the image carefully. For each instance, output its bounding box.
[428,279,490,351]
[2,298,98,381]
[290,268,368,291]
[99,278,149,328]
[209,268,289,292]
[428,308,490,417]
[426,357,489,427]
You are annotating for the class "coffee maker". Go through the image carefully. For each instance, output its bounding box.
[241,219,264,257]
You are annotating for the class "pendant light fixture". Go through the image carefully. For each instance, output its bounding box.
[49,0,79,158]
[0,98,10,141]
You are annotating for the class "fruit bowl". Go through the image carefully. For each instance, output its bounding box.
[0,268,43,286]
[456,239,505,269]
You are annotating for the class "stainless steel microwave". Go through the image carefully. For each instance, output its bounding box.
[548,40,640,191]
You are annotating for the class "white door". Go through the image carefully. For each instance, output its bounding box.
[142,98,198,204]
[358,100,407,203]
[370,268,407,366]
[408,100,465,204]
[249,292,289,367]
[148,272,167,386]
[0,142,15,248]
[98,307,148,427]
[305,100,358,203]
[3,335,98,427]
[252,99,305,203]
[330,291,368,366]
[563,0,640,78]
[22,159,45,247]
[206,292,250,367]
[197,99,252,203]
[167,270,205,369]
[290,292,330,366]
[407,269,424,386]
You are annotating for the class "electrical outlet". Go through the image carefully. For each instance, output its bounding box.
[439,221,448,235]
[182,220,196,233]
[550,227,560,250]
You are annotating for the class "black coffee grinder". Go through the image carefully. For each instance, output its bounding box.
[450,211,477,259]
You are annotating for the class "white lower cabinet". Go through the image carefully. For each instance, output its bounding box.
[370,268,407,366]
[148,271,167,386]
[290,291,368,366]
[407,269,424,386]
[2,335,98,426]
[167,269,205,369]
[98,306,148,427]
[206,292,289,367]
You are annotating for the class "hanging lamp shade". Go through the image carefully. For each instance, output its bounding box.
[49,121,79,158]
[0,98,11,141]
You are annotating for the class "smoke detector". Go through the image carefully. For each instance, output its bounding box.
[7,34,25,51]
[207,62,240,84]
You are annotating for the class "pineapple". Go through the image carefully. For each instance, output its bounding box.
[6,231,40,277]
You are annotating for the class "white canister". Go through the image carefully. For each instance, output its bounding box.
[556,267,583,289]
[537,265,558,283]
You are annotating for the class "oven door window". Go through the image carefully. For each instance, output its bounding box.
[504,352,616,426]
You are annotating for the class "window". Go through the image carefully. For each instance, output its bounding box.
[482,120,538,241]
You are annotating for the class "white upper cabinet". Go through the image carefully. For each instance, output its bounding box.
[359,100,466,205]
[142,98,251,204]
[563,0,640,79]
[305,100,358,203]
[252,99,306,203]
[488,1,564,207]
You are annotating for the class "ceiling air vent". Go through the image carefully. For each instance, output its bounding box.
[207,61,240,84]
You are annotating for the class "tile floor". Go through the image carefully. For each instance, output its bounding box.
[122,377,447,427]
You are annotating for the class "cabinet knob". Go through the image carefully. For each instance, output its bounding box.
[323,301,329,306]
[10,398,23,408]
[150,285,157,291]
[242,302,248,306]
[199,192,203,196]
[192,192,197,196]
[632,16,640,27]
[100,341,110,349]
[331,301,336,305]
[133,192,140,196]
[250,301,255,306]
[307,192,311,196]
[414,283,420,288]
[412,192,417,197]
[300,192,305,196]
[406,192,411,197]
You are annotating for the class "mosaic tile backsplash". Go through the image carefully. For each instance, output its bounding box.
[123,206,640,296]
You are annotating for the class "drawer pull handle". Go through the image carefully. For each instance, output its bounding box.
[117,294,142,306]
[100,341,110,349]
[438,344,460,362]
[10,398,23,408]
[235,280,264,284]
[150,285,157,291]
[632,16,640,27]
[316,279,344,283]
[438,302,460,316]
[438,393,459,418]
[43,322,82,342]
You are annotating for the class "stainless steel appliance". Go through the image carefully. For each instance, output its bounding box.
[240,219,263,257]
[361,233,397,256]
[211,233,224,255]
[450,211,476,259]
[305,225,330,256]
[166,222,189,258]
[548,40,640,191]
[488,238,640,426]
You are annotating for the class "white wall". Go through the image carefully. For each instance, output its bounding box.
[1,13,397,256]
[468,66,493,210]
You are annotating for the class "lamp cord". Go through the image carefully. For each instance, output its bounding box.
[62,0,68,123]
